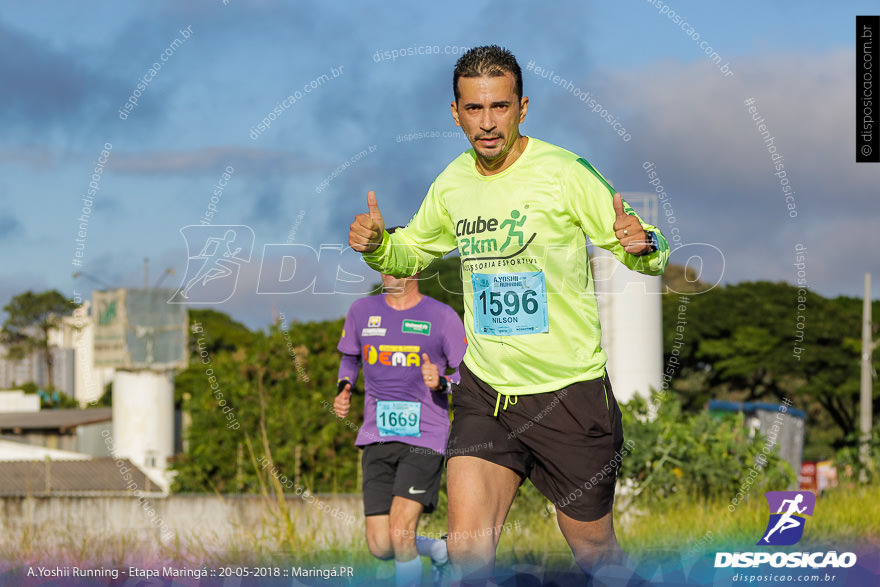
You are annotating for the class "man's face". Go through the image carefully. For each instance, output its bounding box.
[381,273,410,293]
[451,72,528,173]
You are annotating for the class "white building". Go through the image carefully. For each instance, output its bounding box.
[48,300,115,407]
[0,390,40,413]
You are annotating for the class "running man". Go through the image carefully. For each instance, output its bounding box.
[181,229,242,298]
[763,494,807,543]
[334,261,466,586]
[498,209,526,251]
[349,46,668,583]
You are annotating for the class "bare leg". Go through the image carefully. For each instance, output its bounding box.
[365,514,393,560]
[557,509,635,583]
[388,496,424,562]
[447,456,521,584]
[367,498,426,585]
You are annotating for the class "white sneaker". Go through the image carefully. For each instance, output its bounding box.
[430,534,451,587]
[431,560,452,587]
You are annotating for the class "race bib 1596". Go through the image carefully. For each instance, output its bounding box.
[472,271,549,336]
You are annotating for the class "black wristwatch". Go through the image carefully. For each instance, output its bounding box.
[337,379,352,395]
[436,376,449,393]
[641,230,658,255]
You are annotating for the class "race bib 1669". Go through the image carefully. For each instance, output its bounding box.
[376,400,421,437]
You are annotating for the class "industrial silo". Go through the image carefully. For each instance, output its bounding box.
[591,192,663,403]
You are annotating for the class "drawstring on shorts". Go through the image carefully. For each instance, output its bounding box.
[493,392,518,418]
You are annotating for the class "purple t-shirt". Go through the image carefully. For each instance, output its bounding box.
[337,294,466,455]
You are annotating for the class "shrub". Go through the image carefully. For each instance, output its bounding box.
[619,392,794,506]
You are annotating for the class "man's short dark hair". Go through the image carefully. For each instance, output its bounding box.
[453,45,522,101]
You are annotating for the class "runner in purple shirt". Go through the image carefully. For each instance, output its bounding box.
[334,261,466,586]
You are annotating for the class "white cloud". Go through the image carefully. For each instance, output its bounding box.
[560,49,880,297]
[111,146,322,176]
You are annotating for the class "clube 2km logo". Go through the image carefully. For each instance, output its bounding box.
[715,491,857,570]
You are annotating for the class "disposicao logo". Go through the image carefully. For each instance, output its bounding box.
[714,490,858,570]
[170,225,255,304]
[759,490,815,546]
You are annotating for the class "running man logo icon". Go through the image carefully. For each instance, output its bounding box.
[758,491,816,546]
[499,209,527,251]
[169,225,255,304]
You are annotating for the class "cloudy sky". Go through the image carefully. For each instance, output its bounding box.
[1,0,877,329]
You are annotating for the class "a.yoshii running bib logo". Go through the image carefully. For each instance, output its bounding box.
[758,491,816,546]
[457,210,536,258]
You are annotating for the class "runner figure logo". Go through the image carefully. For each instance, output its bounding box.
[170,225,255,304]
[758,491,816,546]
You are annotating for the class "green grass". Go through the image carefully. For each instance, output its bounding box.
[422,479,880,570]
[617,482,880,557]
[2,482,876,574]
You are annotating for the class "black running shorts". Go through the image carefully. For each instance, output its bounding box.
[447,363,625,522]
[361,441,444,516]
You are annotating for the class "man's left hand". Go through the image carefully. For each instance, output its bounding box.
[613,193,651,255]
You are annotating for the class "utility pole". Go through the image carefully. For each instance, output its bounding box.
[860,273,874,481]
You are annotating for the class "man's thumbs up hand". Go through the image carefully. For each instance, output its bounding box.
[421,353,441,391]
[349,190,386,253]
[612,193,650,255]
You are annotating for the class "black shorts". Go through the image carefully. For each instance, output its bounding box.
[447,363,625,522]
[361,442,444,516]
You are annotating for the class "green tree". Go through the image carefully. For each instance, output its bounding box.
[794,294,877,444]
[172,315,361,494]
[187,308,255,355]
[417,256,465,319]
[661,262,708,294]
[365,255,465,319]
[172,278,878,496]
[662,281,879,456]
[2,290,76,392]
